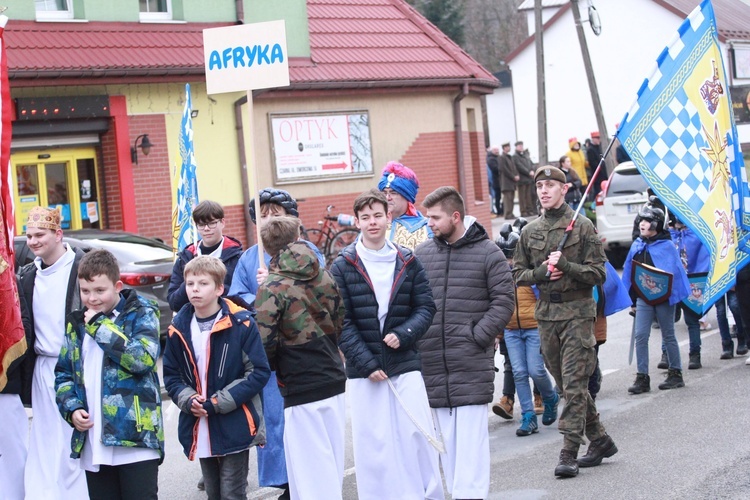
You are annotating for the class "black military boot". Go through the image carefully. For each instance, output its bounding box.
[720,341,734,360]
[688,352,701,370]
[657,351,668,369]
[658,369,685,390]
[578,434,618,468]
[554,449,579,478]
[627,373,650,394]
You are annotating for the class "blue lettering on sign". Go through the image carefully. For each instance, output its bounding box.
[208,43,285,70]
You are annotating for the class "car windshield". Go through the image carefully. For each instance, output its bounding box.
[608,168,649,196]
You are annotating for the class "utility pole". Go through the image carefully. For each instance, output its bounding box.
[535,0,547,165]
[570,0,610,175]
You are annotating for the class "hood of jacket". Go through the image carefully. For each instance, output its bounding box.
[432,216,488,250]
[271,241,320,282]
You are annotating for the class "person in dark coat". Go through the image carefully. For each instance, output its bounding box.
[487,146,502,216]
[416,186,514,499]
[500,143,519,219]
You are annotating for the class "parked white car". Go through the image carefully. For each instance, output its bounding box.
[594,161,649,268]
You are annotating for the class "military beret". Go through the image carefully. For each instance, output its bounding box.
[534,165,566,184]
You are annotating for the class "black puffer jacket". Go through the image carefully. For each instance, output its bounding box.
[415,220,514,408]
[330,243,436,379]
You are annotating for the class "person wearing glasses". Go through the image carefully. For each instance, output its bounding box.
[168,200,244,314]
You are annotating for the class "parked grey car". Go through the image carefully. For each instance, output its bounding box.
[14,229,174,339]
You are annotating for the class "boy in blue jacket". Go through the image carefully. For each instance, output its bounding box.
[55,249,164,500]
[164,256,270,500]
[622,203,690,393]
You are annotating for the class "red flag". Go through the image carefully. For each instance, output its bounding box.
[0,15,26,392]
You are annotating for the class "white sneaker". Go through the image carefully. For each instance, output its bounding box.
[746,356,750,365]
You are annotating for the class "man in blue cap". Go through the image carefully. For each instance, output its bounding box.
[378,161,432,249]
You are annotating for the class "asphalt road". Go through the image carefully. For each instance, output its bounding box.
[154,297,750,500]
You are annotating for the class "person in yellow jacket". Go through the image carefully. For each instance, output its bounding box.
[491,220,559,437]
[566,137,589,187]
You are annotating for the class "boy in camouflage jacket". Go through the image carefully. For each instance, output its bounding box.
[55,249,164,499]
[255,216,347,500]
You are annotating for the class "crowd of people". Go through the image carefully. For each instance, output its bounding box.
[1,154,745,500]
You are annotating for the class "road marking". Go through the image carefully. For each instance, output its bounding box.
[601,368,619,376]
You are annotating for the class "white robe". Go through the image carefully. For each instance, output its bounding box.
[0,394,28,500]
[283,393,346,500]
[349,372,444,500]
[434,404,490,499]
[24,246,88,499]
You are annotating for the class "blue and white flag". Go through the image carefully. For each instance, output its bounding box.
[173,83,199,253]
[617,0,749,312]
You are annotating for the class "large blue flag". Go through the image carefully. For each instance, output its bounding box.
[617,0,749,312]
[173,83,199,253]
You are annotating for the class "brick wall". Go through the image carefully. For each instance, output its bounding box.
[285,130,493,236]
[100,128,123,230]
[129,115,172,243]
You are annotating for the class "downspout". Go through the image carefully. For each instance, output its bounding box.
[235,0,244,24]
[234,95,254,246]
[453,83,469,202]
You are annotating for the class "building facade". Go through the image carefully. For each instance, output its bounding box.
[6,0,498,245]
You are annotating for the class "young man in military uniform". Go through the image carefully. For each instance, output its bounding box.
[512,166,617,478]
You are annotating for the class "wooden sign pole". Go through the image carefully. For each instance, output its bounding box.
[245,91,265,269]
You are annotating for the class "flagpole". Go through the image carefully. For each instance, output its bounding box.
[546,135,617,277]
[245,90,265,269]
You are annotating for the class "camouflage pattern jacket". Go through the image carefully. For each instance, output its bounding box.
[256,242,346,408]
[513,203,606,321]
[54,289,164,461]
[163,297,270,460]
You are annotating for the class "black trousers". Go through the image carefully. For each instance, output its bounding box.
[85,458,159,500]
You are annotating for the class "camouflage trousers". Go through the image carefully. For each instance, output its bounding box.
[538,317,606,453]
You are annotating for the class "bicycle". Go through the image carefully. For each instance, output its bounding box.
[300,204,360,265]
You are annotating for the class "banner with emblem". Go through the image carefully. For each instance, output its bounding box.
[616,0,749,313]
[0,14,26,391]
[172,83,200,253]
[682,272,709,315]
[631,261,673,305]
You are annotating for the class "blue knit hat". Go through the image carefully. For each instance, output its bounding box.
[377,161,419,203]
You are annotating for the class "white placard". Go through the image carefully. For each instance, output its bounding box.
[270,112,374,183]
[203,20,290,95]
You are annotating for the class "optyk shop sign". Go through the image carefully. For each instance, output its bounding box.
[203,20,290,94]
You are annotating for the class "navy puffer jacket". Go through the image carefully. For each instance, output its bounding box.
[331,243,436,379]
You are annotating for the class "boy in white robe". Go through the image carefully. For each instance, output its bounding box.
[17,206,88,499]
[331,189,444,500]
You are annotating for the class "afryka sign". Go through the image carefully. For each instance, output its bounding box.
[203,20,290,94]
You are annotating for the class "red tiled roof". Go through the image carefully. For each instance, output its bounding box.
[6,0,498,90]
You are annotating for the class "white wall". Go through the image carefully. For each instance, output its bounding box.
[491,0,750,165]
[486,87,518,153]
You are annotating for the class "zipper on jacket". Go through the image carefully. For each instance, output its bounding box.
[134,395,143,432]
[218,343,229,379]
[441,246,452,410]
[514,287,522,330]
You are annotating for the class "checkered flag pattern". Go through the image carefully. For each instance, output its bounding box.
[635,88,711,212]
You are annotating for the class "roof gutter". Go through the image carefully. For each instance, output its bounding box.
[453,82,469,203]
[234,94,254,246]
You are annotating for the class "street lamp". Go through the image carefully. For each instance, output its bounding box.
[131,134,154,164]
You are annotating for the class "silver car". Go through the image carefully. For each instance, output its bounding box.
[14,229,174,340]
[594,161,649,268]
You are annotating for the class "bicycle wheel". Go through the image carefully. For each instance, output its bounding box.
[327,228,359,265]
[301,227,328,257]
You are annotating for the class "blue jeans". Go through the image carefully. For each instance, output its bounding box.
[200,450,250,500]
[504,328,555,414]
[683,306,702,354]
[635,299,682,373]
[716,291,746,346]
